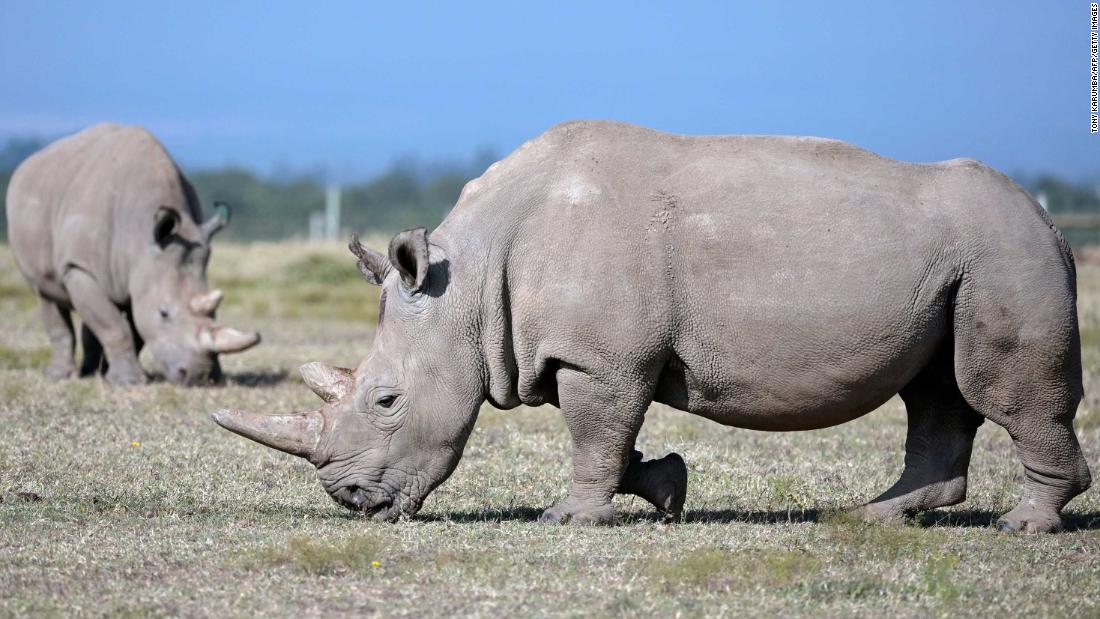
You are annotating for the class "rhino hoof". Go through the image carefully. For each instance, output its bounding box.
[656,452,688,523]
[539,501,616,525]
[996,505,1063,534]
[44,363,77,381]
[106,365,147,386]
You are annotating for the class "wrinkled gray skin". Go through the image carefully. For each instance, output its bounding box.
[7,124,260,385]
[215,121,1091,532]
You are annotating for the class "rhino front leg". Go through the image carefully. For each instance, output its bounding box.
[539,367,649,525]
[860,375,983,521]
[78,324,104,376]
[38,296,77,380]
[619,450,688,523]
[78,314,139,376]
[63,269,146,385]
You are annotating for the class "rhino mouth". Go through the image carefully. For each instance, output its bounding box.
[336,486,407,521]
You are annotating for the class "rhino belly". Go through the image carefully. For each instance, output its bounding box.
[653,259,955,431]
[654,332,939,432]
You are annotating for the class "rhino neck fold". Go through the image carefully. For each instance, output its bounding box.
[475,244,522,410]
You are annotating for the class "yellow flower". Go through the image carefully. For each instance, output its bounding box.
[131,440,141,447]
[371,561,381,568]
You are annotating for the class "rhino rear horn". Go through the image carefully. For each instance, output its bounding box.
[300,362,355,403]
[200,326,261,354]
[349,234,390,286]
[190,289,224,316]
[212,409,322,459]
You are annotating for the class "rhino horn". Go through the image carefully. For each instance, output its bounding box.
[212,409,323,459]
[200,326,261,353]
[300,362,355,403]
[189,289,224,316]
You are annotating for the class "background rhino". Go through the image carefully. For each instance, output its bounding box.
[216,120,1090,532]
[6,124,259,385]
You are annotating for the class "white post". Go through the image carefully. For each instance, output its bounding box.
[325,185,341,240]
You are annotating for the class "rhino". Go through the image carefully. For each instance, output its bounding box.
[6,124,260,385]
[214,121,1091,532]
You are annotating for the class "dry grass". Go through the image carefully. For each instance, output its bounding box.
[1,241,1099,617]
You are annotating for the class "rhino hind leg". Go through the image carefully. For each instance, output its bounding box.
[951,271,1091,533]
[618,450,688,523]
[38,296,77,380]
[993,418,1091,533]
[861,355,983,521]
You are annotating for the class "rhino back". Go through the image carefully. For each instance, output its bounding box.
[7,124,202,304]
[438,121,1068,427]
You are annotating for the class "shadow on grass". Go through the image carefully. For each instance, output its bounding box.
[916,509,1100,531]
[225,369,290,388]
[420,507,827,524]
[422,506,1100,530]
[24,493,1098,530]
[133,369,289,388]
[1,493,359,523]
[421,506,547,523]
[683,509,822,524]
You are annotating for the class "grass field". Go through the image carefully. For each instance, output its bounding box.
[1,240,1099,618]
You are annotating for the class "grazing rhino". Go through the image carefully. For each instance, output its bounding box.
[7,123,260,385]
[214,120,1090,532]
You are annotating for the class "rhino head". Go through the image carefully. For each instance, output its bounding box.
[213,229,483,519]
[133,203,260,385]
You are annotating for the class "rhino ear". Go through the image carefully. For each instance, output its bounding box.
[388,228,429,293]
[153,207,180,249]
[348,234,390,286]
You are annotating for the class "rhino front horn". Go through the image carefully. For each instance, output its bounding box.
[300,362,355,403]
[200,326,261,353]
[212,409,323,459]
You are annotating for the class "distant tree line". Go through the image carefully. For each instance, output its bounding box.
[1,135,1098,244]
[0,136,498,241]
[184,149,497,240]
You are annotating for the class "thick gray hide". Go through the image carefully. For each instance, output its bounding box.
[216,121,1089,532]
[7,124,259,385]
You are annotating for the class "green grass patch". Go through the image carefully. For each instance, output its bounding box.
[246,534,384,575]
[1082,327,1100,351]
[649,546,822,592]
[766,475,814,517]
[1076,409,1100,430]
[0,345,50,370]
[821,510,940,559]
[1,380,27,404]
[922,552,962,602]
[0,281,35,303]
[282,254,363,286]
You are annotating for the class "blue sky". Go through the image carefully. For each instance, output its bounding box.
[1,2,1095,179]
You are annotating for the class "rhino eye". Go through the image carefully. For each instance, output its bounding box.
[159,308,170,320]
[376,395,397,409]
